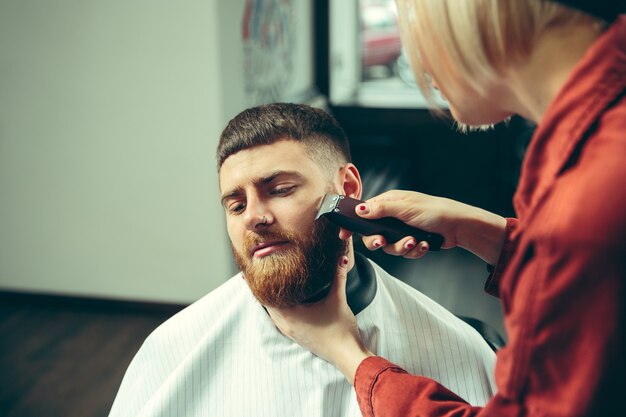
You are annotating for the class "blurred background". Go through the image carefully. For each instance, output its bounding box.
[0,1,533,416]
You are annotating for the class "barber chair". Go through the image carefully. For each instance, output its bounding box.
[457,316,505,351]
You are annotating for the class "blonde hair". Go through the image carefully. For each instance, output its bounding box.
[396,0,599,105]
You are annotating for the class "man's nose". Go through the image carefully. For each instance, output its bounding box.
[243,198,273,231]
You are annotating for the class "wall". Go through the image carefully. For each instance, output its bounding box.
[218,0,315,120]
[0,0,236,303]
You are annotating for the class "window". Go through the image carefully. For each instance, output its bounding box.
[329,0,446,108]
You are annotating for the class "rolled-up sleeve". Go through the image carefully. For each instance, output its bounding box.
[355,356,481,417]
[484,218,519,297]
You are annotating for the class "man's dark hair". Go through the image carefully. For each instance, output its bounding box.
[217,103,351,172]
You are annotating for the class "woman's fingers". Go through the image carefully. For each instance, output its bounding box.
[338,227,353,241]
[365,235,420,256]
[381,236,417,256]
[355,198,387,220]
[362,233,432,258]
[402,241,430,259]
[357,190,421,220]
[361,234,386,250]
[331,256,350,303]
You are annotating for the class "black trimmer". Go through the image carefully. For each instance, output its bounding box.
[315,194,444,251]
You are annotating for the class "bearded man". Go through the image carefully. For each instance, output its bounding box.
[108,103,497,417]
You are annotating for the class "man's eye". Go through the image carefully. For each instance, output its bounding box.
[229,203,245,214]
[271,186,295,196]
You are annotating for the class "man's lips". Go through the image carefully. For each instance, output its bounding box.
[250,240,290,258]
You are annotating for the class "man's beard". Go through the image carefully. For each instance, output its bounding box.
[232,217,348,308]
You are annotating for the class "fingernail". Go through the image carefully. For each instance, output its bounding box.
[404,241,415,250]
[373,239,382,248]
[340,256,349,266]
[357,204,369,214]
[420,243,429,252]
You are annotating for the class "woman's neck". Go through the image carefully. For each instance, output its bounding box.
[506,20,605,124]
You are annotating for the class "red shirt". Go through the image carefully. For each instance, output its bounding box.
[354,16,626,417]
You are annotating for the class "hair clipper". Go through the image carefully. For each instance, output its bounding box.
[315,194,444,251]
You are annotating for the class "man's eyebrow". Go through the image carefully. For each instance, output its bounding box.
[220,170,305,207]
[255,170,304,186]
[220,187,244,207]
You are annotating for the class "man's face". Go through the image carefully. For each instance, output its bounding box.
[219,139,348,308]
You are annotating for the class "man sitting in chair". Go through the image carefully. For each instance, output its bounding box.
[108,103,496,417]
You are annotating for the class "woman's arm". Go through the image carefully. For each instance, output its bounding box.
[354,190,507,265]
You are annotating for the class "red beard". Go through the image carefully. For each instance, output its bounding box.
[232,218,347,308]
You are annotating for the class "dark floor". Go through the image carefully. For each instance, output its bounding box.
[0,294,181,417]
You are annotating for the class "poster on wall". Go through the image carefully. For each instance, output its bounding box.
[242,0,295,105]
[241,0,313,105]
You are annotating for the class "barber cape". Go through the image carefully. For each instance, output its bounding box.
[109,258,496,417]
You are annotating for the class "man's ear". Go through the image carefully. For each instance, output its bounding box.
[338,163,362,200]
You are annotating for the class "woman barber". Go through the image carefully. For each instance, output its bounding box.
[267,1,626,416]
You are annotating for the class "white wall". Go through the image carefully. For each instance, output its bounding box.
[0,0,235,303]
[330,0,360,104]
[0,0,316,304]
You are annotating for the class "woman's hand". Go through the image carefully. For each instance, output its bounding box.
[266,256,374,385]
[355,190,507,265]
